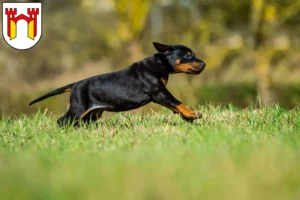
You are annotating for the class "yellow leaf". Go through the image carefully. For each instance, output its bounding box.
[264,5,276,22]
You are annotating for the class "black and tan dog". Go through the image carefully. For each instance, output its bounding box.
[29,42,206,126]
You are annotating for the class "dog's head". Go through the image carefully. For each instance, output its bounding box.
[153,42,206,75]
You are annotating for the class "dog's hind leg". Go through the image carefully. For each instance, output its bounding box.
[80,107,104,123]
[57,113,79,127]
[81,109,104,126]
[57,106,84,127]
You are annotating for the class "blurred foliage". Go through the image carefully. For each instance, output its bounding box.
[0,0,299,115]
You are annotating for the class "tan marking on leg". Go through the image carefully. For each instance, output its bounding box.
[80,107,104,120]
[159,102,178,113]
[80,109,91,119]
[176,104,201,119]
[158,103,201,120]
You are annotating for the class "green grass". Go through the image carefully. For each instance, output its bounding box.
[1,105,300,200]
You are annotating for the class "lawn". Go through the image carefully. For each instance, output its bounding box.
[0,105,300,200]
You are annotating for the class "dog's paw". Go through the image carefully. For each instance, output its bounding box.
[195,111,203,119]
[181,111,202,122]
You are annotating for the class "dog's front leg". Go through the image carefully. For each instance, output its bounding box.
[151,88,202,121]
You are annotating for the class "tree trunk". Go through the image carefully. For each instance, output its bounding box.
[251,0,273,106]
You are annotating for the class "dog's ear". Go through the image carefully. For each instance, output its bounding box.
[153,42,173,53]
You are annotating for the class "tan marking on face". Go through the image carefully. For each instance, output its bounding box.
[64,88,72,93]
[174,61,202,73]
[176,59,181,65]
[161,78,168,86]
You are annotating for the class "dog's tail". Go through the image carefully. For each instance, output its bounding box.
[29,83,75,106]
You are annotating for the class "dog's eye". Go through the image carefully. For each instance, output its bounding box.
[183,54,193,60]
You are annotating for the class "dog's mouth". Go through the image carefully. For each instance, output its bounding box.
[187,68,203,75]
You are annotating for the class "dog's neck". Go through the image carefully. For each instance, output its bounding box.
[133,54,172,75]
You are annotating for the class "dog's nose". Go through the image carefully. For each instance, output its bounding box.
[200,61,206,67]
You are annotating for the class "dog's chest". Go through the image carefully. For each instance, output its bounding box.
[160,75,169,86]
[161,77,168,86]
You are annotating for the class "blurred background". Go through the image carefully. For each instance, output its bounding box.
[0,0,299,116]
